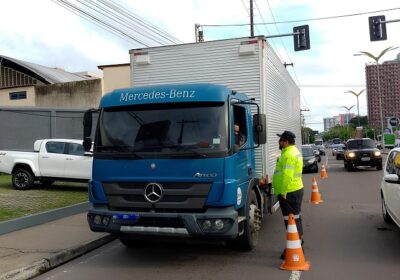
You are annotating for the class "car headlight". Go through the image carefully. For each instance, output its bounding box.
[308,158,315,164]
[374,151,381,156]
[347,152,356,158]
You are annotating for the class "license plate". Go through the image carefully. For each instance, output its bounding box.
[112,213,139,221]
[361,157,370,161]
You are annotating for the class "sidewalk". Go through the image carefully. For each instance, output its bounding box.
[0,213,114,280]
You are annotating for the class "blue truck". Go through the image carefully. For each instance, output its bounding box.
[83,37,301,250]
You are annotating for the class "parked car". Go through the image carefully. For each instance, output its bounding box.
[302,145,318,173]
[0,139,92,190]
[380,148,400,228]
[343,138,382,171]
[335,146,345,160]
[332,143,345,156]
[310,144,321,162]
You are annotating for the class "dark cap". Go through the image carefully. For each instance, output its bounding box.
[277,130,296,140]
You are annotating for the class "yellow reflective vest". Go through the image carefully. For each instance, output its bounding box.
[272,145,304,196]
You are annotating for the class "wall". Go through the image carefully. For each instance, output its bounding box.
[101,65,130,95]
[0,86,36,106]
[0,107,97,150]
[35,79,102,108]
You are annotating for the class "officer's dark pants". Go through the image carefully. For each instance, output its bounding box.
[278,188,304,240]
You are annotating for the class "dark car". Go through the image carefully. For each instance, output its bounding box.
[335,146,345,160]
[302,145,318,173]
[344,138,382,171]
[316,145,326,156]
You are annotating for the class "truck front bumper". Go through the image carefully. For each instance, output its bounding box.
[87,206,239,239]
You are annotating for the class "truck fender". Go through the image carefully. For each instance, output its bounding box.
[239,178,263,219]
[12,160,38,177]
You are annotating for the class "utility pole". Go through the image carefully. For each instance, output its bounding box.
[300,109,310,144]
[250,0,254,37]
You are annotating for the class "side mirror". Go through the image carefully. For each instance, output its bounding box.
[83,109,97,152]
[253,114,266,145]
[384,174,399,183]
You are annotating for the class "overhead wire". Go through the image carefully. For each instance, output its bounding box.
[201,7,400,27]
[253,0,283,62]
[52,0,182,47]
[77,0,167,46]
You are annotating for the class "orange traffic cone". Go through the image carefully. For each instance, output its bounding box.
[320,163,328,179]
[280,213,310,271]
[310,177,323,204]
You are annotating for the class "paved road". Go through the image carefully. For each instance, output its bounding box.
[36,153,400,280]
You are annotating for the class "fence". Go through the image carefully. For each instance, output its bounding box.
[0,107,95,151]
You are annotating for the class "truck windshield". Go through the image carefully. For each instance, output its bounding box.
[96,102,228,158]
[347,139,375,149]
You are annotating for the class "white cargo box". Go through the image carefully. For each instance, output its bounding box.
[129,36,301,180]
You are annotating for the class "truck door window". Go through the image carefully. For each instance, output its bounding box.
[46,142,66,154]
[233,105,247,147]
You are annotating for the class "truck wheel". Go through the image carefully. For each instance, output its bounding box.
[381,192,393,224]
[346,162,353,172]
[12,169,34,190]
[377,163,383,170]
[236,190,261,250]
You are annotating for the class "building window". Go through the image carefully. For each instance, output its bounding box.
[9,91,27,100]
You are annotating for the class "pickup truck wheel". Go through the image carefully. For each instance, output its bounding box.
[235,190,261,250]
[377,163,383,170]
[12,169,34,190]
[381,192,393,224]
[346,162,353,172]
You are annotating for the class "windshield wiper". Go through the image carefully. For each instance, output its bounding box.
[176,146,207,158]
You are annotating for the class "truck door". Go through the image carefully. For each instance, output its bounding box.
[64,143,92,180]
[233,105,252,189]
[38,141,67,177]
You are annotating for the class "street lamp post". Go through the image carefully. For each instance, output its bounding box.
[346,89,365,127]
[354,46,399,147]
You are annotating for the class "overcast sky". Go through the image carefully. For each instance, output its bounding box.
[1,0,400,131]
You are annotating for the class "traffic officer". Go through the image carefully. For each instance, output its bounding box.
[272,130,304,259]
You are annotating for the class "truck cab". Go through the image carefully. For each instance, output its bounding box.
[83,83,267,250]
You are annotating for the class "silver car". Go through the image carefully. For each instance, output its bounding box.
[381,147,400,227]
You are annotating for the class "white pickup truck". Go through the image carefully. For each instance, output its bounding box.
[0,139,92,190]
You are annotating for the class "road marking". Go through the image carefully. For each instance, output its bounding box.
[289,270,302,280]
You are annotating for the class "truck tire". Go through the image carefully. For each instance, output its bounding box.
[236,189,261,250]
[377,162,383,170]
[346,162,353,172]
[12,168,34,190]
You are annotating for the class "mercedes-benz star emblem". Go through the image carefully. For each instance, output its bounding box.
[144,182,163,203]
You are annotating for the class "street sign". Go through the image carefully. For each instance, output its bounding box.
[389,117,399,127]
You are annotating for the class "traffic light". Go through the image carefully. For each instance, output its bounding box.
[368,16,387,41]
[293,25,310,51]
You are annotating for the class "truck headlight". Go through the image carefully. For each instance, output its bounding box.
[347,152,355,158]
[374,151,381,156]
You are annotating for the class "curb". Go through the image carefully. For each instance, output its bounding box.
[0,202,90,235]
[0,234,115,280]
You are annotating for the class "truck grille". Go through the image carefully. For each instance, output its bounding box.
[103,182,212,212]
